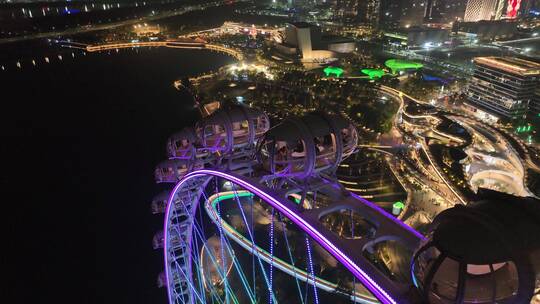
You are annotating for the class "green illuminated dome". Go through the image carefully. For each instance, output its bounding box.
[361,68,386,79]
[385,59,423,74]
[323,66,344,77]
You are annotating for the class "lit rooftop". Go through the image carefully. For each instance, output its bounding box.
[474,57,540,76]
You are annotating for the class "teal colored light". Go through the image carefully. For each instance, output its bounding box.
[361,68,386,79]
[323,66,344,77]
[213,192,254,203]
[393,201,405,209]
[290,196,302,204]
[209,191,276,304]
[385,59,423,74]
[516,125,532,133]
[208,191,348,300]
[212,191,302,205]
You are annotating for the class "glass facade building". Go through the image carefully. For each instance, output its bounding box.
[464,0,500,21]
[466,57,540,121]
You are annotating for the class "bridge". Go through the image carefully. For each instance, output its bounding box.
[81,40,244,60]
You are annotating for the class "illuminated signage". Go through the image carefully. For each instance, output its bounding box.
[506,0,522,19]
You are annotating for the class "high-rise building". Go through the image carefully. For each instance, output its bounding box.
[357,0,380,26]
[424,0,443,22]
[380,0,426,29]
[366,0,381,26]
[401,0,427,27]
[467,57,540,121]
[424,0,468,23]
[463,0,504,21]
[379,0,403,29]
[531,86,540,117]
[442,0,468,22]
[335,0,360,23]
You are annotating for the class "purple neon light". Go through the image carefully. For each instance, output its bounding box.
[164,169,398,304]
[322,178,425,241]
[305,237,320,304]
[269,208,274,304]
[349,192,426,241]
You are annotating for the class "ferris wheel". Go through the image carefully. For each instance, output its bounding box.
[152,102,540,304]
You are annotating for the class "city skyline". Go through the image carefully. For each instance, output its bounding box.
[2,0,540,303]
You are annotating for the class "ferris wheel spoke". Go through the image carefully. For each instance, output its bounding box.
[192,235,207,304]
[214,219,257,303]
[213,186,231,304]
[268,207,275,304]
[229,184,278,304]
[174,230,206,303]
[190,212,233,298]
[209,182,259,303]
[278,213,306,304]
[179,190,232,304]
[305,236,320,304]
[191,219,238,304]
[171,258,205,304]
[200,184,255,303]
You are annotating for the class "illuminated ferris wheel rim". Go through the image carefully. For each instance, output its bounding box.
[203,190,379,303]
[157,86,540,304]
[163,169,406,304]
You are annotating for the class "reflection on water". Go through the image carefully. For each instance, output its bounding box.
[1,47,236,303]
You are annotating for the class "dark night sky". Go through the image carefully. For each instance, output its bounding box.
[1,47,234,303]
